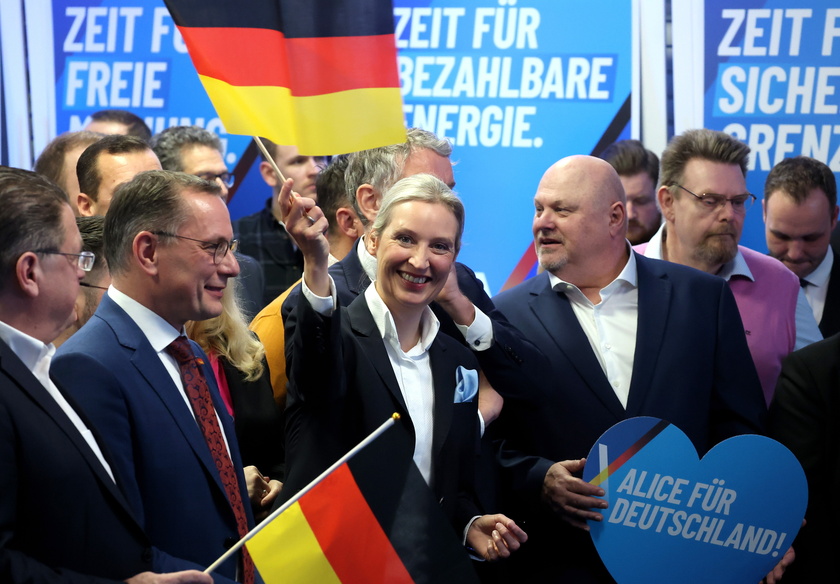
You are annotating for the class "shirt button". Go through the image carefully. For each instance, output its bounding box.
[474,339,481,346]
[612,380,620,388]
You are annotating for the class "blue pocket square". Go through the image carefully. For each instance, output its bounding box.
[453,366,479,403]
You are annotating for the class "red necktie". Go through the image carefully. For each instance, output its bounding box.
[166,336,254,584]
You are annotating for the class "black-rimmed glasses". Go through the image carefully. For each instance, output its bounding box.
[150,231,238,264]
[33,250,95,272]
[196,172,235,188]
[80,282,108,291]
[672,184,756,214]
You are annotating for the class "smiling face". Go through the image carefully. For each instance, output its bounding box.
[369,200,458,318]
[154,190,240,328]
[660,159,747,274]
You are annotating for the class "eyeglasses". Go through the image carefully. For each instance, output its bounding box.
[80,281,108,291]
[196,172,235,188]
[151,231,238,264]
[33,250,95,272]
[672,184,756,214]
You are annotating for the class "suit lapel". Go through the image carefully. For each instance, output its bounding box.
[626,255,671,416]
[429,340,454,463]
[0,340,137,519]
[347,299,412,427]
[529,275,625,417]
[101,297,228,496]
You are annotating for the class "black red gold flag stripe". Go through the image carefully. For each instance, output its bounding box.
[244,420,479,583]
[163,0,406,154]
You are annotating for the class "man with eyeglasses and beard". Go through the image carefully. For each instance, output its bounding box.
[635,129,822,405]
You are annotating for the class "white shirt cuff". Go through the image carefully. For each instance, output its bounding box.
[301,275,337,316]
[455,306,494,351]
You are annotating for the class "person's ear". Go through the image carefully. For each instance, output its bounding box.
[366,230,379,257]
[335,207,363,239]
[15,252,41,298]
[259,160,280,188]
[355,184,380,225]
[658,185,676,223]
[134,232,161,276]
[77,192,97,216]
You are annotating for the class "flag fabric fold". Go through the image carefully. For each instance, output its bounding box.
[163,0,406,154]
[244,420,479,584]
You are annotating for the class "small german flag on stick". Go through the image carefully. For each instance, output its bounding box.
[163,0,406,155]
[205,414,479,583]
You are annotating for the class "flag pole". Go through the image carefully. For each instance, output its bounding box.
[203,413,400,575]
[252,136,287,183]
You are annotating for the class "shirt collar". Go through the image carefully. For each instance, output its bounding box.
[646,224,752,282]
[0,319,53,373]
[107,286,184,352]
[547,243,638,298]
[364,283,440,354]
[801,245,833,288]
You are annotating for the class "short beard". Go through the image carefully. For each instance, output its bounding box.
[694,235,738,268]
[537,248,568,274]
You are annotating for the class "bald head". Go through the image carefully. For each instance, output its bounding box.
[541,155,626,208]
[533,155,629,290]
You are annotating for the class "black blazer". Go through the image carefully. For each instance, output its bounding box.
[0,337,152,583]
[283,291,482,532]
[769,333,840,583]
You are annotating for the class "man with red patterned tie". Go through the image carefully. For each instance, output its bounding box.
[53,170,272,583]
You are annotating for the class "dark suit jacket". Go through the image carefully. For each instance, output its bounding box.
[52,295,255,584]
[484,253,767,583]
[0,337,153,583]
[817,248,840,337]
[283,291,482,532]
[768,333,840,583]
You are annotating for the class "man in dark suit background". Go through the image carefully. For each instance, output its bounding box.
[769,333,840,583]
[53,171,263,583]
[764,156,840,337]
[481,155,768,583]
[0,166,210,584]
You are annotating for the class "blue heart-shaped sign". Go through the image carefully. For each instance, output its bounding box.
[583,417,807,584]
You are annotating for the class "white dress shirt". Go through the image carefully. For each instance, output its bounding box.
[0,320,115,482]
[547,250,639,408]
[302,275,440,486]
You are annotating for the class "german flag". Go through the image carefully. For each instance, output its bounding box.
[163,0,406,155]
[245,420,478,583]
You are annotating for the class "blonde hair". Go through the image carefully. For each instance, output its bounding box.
[186,277,265,381]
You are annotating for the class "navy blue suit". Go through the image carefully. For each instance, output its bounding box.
[482,253,767,583]
[0,337,152,583]
[52,295,255,584]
